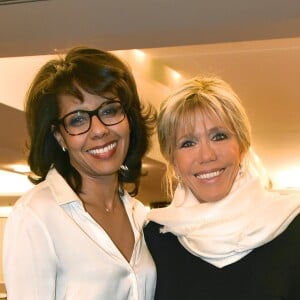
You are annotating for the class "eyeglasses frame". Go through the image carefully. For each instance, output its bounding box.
[56,100,126,136]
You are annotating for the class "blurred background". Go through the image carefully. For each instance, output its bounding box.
[1,3,300,283]
[1,0,300,206]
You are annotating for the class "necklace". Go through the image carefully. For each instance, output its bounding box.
[104,193,121,213]
[80,189,120,214]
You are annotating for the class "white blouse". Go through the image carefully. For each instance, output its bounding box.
[3,168,156,300]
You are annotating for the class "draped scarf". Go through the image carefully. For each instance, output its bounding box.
[147,171,300,268]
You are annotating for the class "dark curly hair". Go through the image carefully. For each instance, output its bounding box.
[25,46,157,196]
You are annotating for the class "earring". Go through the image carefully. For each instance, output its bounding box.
[62,146,66,152]
[176,174,182,184]
[120,164,128,171]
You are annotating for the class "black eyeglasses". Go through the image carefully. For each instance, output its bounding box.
[57,100,126,136]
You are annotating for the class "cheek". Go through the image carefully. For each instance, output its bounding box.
[121,121,130,142]
[64,135,86,151]
[232,144,243,163]
[225,147,243,172]
[120,117,130,132]
[173,151,191,175]
[219,140,242,161]
[116,120,131,153]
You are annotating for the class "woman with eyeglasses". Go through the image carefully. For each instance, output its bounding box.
[3,46,157,300]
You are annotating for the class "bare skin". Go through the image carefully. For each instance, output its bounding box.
[80,177,134,262]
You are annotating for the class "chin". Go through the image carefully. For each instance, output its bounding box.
[200,193,225,203]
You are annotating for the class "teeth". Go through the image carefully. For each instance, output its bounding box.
[88,142,116,155]
[196,170,222,179]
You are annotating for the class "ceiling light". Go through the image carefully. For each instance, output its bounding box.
[0,169,33,195]
[0,206,13,217]
[170,68,182,82]
[133,49,146,62]
[0,0,48,5]
[10,164,31,173]
[271,167,300,190]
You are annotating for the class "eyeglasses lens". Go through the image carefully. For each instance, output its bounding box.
[63,101,125,135]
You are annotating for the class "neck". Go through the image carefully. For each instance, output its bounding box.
[79,174,120,213]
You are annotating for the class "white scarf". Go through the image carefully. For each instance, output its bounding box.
[147,171,300,268]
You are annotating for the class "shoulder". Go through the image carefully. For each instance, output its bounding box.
[143,221,165,248]
[256,213,300,259]
[14,168,65,208]
[14,168,80,213]
[5,182,55,240]
[281,213,300,242]
[289,212,300,228]
[144,220,163,236]
[144,221,177,241]
[9,170,69,223]
[144,221,178,248]
[7,183,52,227]
[274,213,300,242]
[123,192,150,228]
[14,180,52,210]
[143,221,163,256]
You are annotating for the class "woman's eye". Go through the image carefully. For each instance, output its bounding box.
[181,140,194,148]
[100,103,122,117]
[102,108,117,116]
[68,113,88,127]
[212,132,228,141]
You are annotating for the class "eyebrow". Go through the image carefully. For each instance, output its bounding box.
[175,125,232,141]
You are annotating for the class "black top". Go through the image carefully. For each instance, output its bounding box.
[144,214,300,300]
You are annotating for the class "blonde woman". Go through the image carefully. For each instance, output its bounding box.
[144,76,300,300]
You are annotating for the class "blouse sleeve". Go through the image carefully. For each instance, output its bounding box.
[3,205,57,300]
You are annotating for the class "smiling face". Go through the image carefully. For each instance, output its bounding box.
[53,88,130,182]
[172,109,243,203]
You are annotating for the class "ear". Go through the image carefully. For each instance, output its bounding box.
[240,149,246,163]
[172,158,180,177]
[51,125,67,150]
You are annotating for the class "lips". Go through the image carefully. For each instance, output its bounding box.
[195,168,224,179]
[87,141,117,155]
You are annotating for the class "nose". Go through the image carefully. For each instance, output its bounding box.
[89,115,109,136]
[199,140,217,163]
